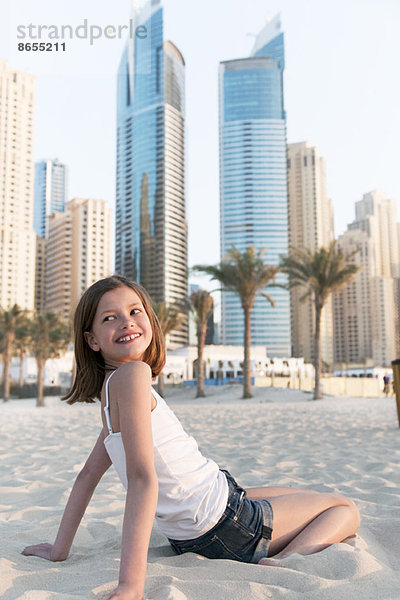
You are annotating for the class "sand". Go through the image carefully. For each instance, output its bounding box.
[1,385,399,599]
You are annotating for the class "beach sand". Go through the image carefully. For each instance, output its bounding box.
[1,386,399,599]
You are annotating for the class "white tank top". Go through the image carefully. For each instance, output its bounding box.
[102,371,229,540]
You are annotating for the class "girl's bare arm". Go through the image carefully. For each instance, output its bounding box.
[107,361,158,600]
[22,429,112,561]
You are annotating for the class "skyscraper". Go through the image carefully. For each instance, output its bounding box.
[115,0,188,347]
[350,190,399,278]
[333,190,400,366]
[0,59,36,310]
[287,142,334,365]
[34,158,67,238]
[46,198,111,322]
[333,228,375,365]
[218,15,290,356]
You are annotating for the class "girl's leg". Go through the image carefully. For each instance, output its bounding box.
[248,489,360,561]
[246,485,320,500]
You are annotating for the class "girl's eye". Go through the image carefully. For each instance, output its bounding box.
[103,309,139,321]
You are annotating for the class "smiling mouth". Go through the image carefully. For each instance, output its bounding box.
[116,333,142,343]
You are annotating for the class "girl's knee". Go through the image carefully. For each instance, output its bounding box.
[344,498,360,533]
[330,493,360,530]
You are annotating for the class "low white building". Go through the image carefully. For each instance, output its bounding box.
[164,345,314,382]
[1,347,74,387]
[332,366,392,379]
[1,345,315,389]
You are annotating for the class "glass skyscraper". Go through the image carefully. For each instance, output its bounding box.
[34,158,67,238]
[218,15,291,356]
[116,0,188,346]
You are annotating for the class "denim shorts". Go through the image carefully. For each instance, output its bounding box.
[168,469,273,563]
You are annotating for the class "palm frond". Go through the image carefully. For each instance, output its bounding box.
[152,301,185,336]
[189,289,213,327]
[260,292,275,307]
[280,242,360,307]
[28,312,70,360]
[193,245,279,309]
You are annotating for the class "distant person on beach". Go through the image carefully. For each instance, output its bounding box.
[383,374,391,397]
[22,275,361,600]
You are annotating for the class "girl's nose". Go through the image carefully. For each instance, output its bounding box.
[121,316,135,328]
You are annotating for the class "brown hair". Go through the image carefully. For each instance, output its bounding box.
[62,275,165,404]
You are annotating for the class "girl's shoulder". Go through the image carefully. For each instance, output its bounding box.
[107,361,154,413]
[117,360,151,374]
[109,361,152,388]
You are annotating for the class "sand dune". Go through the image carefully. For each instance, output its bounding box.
[1,387,399,599]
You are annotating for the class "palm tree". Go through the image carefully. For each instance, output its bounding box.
[0,305,25,402]
[28,312,70,407]
[189,289,213,398]
[152,301,185,396]
[193,246,279,399]
[280,241,359,400]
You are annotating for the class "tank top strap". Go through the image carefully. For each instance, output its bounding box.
[104,370,117,435]
[151,387,162,403]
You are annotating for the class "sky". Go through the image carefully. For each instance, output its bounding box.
[1,0,400,292]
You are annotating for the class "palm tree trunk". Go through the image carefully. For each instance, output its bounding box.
[3,338,11,402]
[313,299,323,400]
[157,371,165,397]
[19,349,24,389]
[3,356,10,402]
[37,358,45,407]
[243,305,252,399]
[196,324,206,398]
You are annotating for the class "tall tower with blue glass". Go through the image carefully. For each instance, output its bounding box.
[218,15,291,356]
[116,0,188,346]
[34,158,67,238]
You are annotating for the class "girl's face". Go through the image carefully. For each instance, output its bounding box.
[84,286,153,368]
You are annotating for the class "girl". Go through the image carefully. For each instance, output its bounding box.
[22,275,360,600]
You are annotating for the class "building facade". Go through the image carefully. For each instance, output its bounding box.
[334,228,375,365]
[287,142,334,365]
[351,190,400,278]
[218,15,290,355]
[45,198,111,322]
[34,158,67,238]
[394,276,400,357]
[333,190,400,366]
[0,59,36,310]
[115,0,188,347]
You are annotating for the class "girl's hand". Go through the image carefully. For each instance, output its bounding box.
[100,583,143,600]
[21,543,67,562]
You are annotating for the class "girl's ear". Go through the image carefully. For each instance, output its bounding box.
[84,331,100,351]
